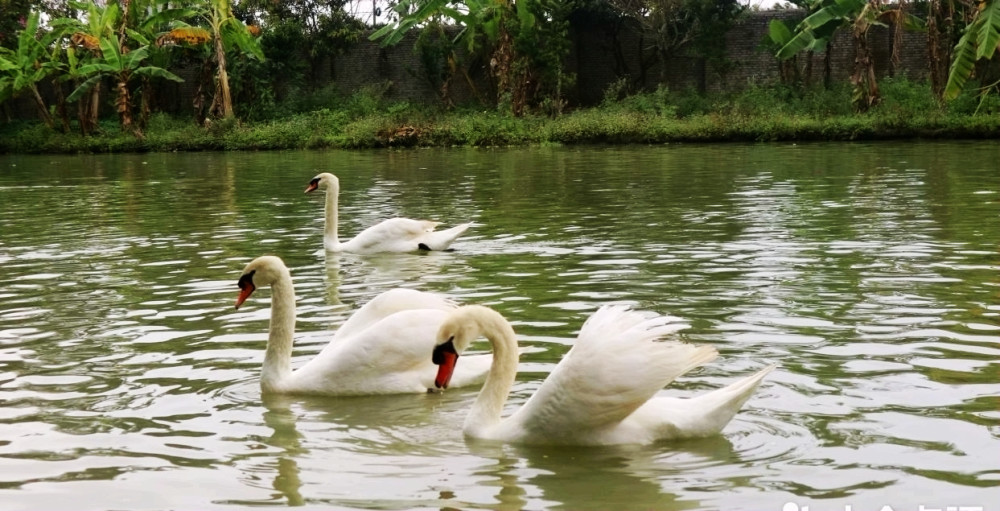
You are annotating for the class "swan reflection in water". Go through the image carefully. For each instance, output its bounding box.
[324,250,463,292]
[248,389,745,510]
[463,438,735,511]
[252,392,467,506]
[259,394,306,506]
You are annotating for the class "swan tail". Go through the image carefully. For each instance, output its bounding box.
[647,363,777,438]
[418,220,442,231]
[419,223,472,251]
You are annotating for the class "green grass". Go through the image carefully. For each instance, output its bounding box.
[2,79,998,154]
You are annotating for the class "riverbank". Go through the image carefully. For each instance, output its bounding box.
[2,80,997,154]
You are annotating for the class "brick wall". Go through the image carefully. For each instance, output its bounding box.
[2,9,932,120]
[333,9,929,106]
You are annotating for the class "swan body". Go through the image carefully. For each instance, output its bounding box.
[433,305,776,446]
[235,255,491,396]
[305,173,471,254]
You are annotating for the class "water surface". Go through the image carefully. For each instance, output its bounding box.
[0,143,998,510]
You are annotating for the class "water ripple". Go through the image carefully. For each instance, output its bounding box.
[1,145,999,510]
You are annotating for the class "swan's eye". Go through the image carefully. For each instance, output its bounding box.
[432,338,457,365]
[237,270,256,290]
[309,178,320,186]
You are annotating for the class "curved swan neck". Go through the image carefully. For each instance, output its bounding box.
[464,307,519,437]
[323,178,341,250]
[261,273,296,392]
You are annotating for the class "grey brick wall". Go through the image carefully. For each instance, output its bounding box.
[1,9,933,121]
[333,9,929,106]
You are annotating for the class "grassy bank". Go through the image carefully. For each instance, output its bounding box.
[2,80,998,154]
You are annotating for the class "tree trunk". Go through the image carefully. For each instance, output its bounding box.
[77,95,90,136]
[86,83,101,135]
[139,75,152,129]
[116,72,141,137]
[29,85,55,130]
[214,34,233,119]
[851,22,880,112]
[804,50,814,87]
[491,16,516,114]
[927,0,953,99]
[824,47,832,89]
[193,58,214,125]
[51,78,71,133]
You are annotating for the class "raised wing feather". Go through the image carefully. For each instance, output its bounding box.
[332,289,455,342]
[506,305,717,441]
[347,218,441,252]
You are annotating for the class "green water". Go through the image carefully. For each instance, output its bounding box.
[0,142,997,510]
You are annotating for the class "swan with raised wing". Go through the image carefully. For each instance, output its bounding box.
[234,255,490,395]
[305,173,471,254]
[432,304,775,445]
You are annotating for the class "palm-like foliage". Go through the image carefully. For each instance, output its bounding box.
[62,1,183,136]
[189,0,263,119]
[775,0,865,60]
[69,36,183,132]
[776,0,922,112]
[371,0,540,114]
[0,11,60,129]
[944,0,1000,101]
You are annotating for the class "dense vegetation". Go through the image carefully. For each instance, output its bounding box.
[1,0,999,154]
[2,78,997,153]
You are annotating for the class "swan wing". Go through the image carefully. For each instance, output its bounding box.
[292,308,450,395]
[332,289,455,342]
[414,222,471,251]
[506,305,717,440]
[345,218,442,253]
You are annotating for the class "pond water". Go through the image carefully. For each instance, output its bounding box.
[0,142,998,510]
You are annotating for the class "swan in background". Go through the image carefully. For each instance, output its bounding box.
[235,255,491,396]
[305,173,471,254]
[432,304,776,445]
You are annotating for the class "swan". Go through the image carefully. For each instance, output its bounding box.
[234,255,491,395]
[432,304,776,445]
[305,173,471,254]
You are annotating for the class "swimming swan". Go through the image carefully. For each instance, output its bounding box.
[235,255,490,395]
[432,304,776,445]
[305,173,471,254]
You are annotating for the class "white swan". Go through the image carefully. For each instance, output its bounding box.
[234,255,491,396]
[305,173,471,254]
[432,304,776,445]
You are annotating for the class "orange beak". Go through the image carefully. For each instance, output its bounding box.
[304,182,318,193]
[235,282,255,309]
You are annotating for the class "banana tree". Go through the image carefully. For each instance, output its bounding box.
[944,0,1000,102]
[125,0,194,126]
[183,0,263,120]
[372,0,538,115]
[777,0,872,108]
[52,1,125,134]
[66,2,183,136]
[776,0,921,112]
[0,11,60,129]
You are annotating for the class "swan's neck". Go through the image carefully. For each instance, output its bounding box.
[261,276,296,392]
[465,310,519,437]
[323,181,341,250]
